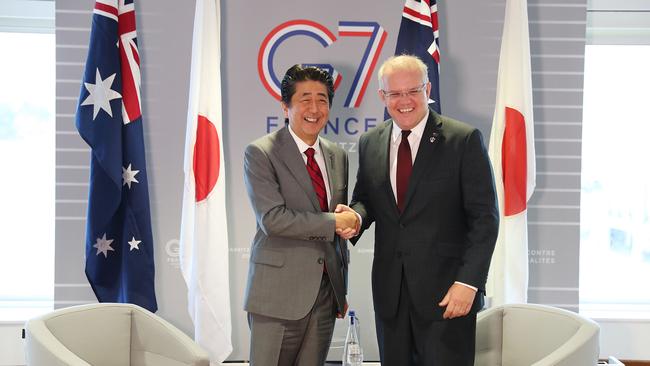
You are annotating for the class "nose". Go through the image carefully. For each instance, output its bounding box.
[307,99,319,112]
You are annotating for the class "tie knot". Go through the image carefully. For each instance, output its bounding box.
[304,147,315,158]
[401,130,411,141]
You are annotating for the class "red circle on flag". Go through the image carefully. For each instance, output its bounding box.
[502,106,527,216]
[193,115,220,202]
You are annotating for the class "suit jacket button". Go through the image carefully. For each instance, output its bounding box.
[318,258,324,264]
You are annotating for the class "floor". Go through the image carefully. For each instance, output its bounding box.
[223,363,380,365]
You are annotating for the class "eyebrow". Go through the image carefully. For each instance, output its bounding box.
[299,92,328,98]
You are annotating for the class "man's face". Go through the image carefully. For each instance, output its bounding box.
[379,68,431,131]
[282,80,330,145]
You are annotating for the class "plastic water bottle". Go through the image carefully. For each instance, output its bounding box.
[349,310,361,343]
[343,310,363,366]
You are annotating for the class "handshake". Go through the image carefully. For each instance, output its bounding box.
[334,204,360,240]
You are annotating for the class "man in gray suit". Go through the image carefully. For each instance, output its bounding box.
[243,65,359,366]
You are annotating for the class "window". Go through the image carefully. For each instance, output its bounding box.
[0,0,55,320]
[579,1,650,318]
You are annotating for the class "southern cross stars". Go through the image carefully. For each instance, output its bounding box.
[81,68,122,120]
[128,237,142,251]
[93,233,115,258]
[92,234,143,258]
[122,163,140,189]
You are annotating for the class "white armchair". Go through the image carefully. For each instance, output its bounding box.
[24,303,209,366]
[475,303,600,366]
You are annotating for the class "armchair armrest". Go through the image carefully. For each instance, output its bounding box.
[130,307,210,366]
[25,318,92,366]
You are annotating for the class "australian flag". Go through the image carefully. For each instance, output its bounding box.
[394,0,441,114]
[75,0,157,312]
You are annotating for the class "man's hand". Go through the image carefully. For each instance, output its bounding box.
[334,204,360,240]
[336,302,349,319]
[438,283,477,319]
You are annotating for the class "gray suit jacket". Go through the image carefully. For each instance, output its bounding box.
[243,126,349,320]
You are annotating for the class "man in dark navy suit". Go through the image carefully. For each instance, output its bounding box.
[349,55,499,365]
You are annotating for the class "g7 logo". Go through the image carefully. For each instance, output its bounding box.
[258,19,387,108]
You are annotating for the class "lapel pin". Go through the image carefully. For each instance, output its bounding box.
[430,132,439,143]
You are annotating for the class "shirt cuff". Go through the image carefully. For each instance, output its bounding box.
[454,281,477,292]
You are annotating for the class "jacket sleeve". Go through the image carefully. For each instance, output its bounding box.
[456,128,500,290]
[243,143,336,242]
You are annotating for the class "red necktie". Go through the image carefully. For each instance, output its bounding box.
[304,148,329,212]
[396,130,412,213]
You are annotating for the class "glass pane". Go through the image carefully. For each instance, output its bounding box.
[580,44,650,318]
[0,32,55,320]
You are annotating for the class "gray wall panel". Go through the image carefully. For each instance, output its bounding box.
[536,140,583,156]
[56,150,91,166]
[53,285,94,300]
[529,207,580,223]
[531,56,585,71]
[56,64,85,83]
[536,124,582,139]
[534,90,584,106]
[56,100,77,117]
[531,190,581,206]
[534,107,584,123]
[537,157,582,173]
[55,185,87,201]
[536,174,582,190]
[56,133,87,149]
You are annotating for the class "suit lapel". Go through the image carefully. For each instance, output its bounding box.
[276,127,321,211]
[402,110,443,213]
[320,139,336,211]
[375,121,399,215]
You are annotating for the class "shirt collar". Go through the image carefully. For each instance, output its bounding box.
[391,110,429,143]
[288,125,322,155]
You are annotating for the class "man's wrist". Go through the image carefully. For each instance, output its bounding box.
[454,281,477,292]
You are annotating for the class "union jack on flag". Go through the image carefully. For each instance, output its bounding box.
[75,0,157,312]
[394,0,441,113]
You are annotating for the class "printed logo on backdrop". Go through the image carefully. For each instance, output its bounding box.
[165,240,251,265]
[258,19,389,146]
[165,239,180,268]
[529,249,556,265]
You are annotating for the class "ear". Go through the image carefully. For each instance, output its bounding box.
[425,82,431,96]
[281,102,289,117]
[378,89,386,104]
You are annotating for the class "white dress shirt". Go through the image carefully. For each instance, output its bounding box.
[389,112,428,202]
[288,126,332,205]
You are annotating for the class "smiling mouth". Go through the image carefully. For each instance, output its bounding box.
[304,117,319,122]
[398,108,414,113]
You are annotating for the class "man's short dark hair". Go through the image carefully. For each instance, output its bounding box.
[280,64,335,106]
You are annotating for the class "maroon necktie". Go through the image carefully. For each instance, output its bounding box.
[304,148,329,212]
[396,130,412,213]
